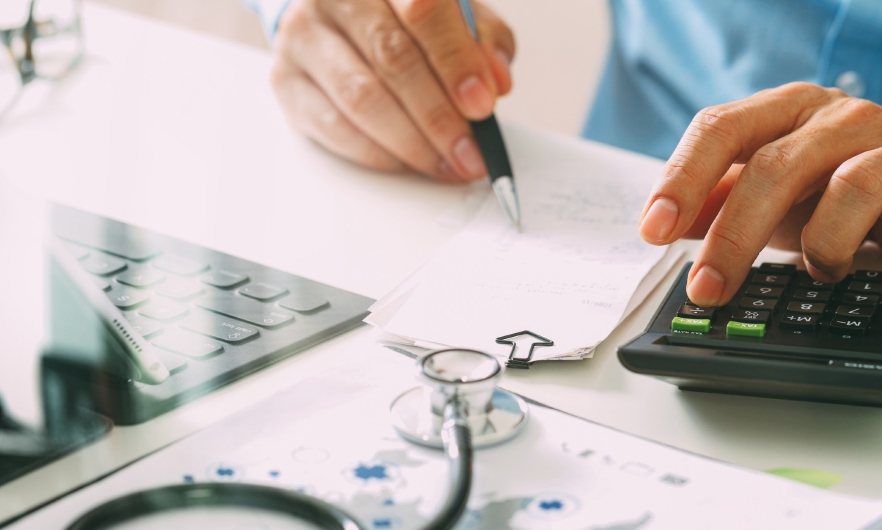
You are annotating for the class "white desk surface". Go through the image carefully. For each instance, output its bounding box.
[2,5,882,526]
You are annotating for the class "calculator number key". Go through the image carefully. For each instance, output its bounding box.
[847,281,882,294]
[677,305,716,319]
[779,314,820,331]
[739,297,778,311]
[798,276,836,290]
[785,301,825,314]
[791,289,831,302]
[745,286,784,299]
[854,270,882,281]
[840,293,879,306]
[834,305,875,319]
[751,273,789,287]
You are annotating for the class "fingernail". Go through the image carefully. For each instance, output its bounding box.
[457,75,494,118]
[688,265,725,306]
[453,136,486,178]
[640,197,679,242]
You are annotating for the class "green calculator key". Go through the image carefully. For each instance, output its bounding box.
[671,317,711,333]
[726,321,766,337]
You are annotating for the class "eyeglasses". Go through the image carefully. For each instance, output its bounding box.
[1,0,83,123]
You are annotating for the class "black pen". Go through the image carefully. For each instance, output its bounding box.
[456,0,522,230]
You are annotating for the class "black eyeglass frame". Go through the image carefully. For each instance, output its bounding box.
[0,0,84,120]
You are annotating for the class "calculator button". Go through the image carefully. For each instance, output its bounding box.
[195,294,295,328]
[797,276,835,290]
[279,293,331,313]
[139,299,189,322]
[758,263,796,275]
[731,309,770,324]
[829,318,869,336]
[179,311,260,342]
[726,321,765,337]
[677,305,716,319]
[846,281,882,294]
[739,297,778,311]
[151,256,209,276]
[201,269,249,289]
[791,289,832,302]
[840,293,879,306]
[854,270,882,282]
[116,268,165,288]
[153,328,223,359]
[82,254,127,276]
[671,317,710,333]
[780,313,820,331]
[93,277,111,292]
[65,242,90,260]
[786,301,825,314]
[745,285,784,299]
[108,288,149,309]
[751,273,789,287]
[238,282,289,301]
[834,305,875,319]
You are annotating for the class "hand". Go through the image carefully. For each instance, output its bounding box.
[638,82,882,306]
[270,0,515,182]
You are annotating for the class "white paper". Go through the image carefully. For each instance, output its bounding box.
[379,126,672,361]
[20,347,882,530]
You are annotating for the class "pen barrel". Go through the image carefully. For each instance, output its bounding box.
[470,116,513,181]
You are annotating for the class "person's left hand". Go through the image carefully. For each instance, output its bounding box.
[637,82,882,306]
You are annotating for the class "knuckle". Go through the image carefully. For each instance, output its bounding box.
[276,0,312,37]
[709,220,755,258]
[423,103,462,139]
[370,23,421,78]
[830,161,882,203]
[691,106,742,146]
[336,72,383,115]
[398,0,439,27]
[836,97,882,122]
[663,156,709,190]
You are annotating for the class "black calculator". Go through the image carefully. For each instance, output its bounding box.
[619,262,882,407]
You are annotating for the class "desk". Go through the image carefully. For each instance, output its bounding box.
[2,4,882,527]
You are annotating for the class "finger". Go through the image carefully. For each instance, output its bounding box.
[802,147,882,282]
[681,164,741,239]
[472,1,515,95]
[388,0,499,119]
[319,0,486,180]
[639,83,838,246]
[272,64,408,173]
[283,11,455,180]
[687,103,882,306]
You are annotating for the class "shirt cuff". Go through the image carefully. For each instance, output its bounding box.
[241,0,294,41]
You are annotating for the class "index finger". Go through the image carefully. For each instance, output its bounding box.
[388,0,499,120]
[638,83,833,246]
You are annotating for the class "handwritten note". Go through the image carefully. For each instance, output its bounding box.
[376,126,674,361]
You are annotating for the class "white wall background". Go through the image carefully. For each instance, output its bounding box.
[88,0,611,135]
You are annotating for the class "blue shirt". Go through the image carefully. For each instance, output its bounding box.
[584,0,882,160]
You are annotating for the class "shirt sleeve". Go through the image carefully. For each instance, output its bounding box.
[241,0,294,41]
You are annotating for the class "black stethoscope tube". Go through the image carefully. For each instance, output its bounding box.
[65,400,475,530]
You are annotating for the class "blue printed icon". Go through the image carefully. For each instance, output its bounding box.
[269,470,280,478]
[182,474,194,483]
[382,499,395,506]
[206,463,243,482]
[354,464,388,480]
[526,493,580,520]
[373,519,393,528]
[539,500,563,511]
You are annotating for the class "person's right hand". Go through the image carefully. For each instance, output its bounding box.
[270,0,515,183]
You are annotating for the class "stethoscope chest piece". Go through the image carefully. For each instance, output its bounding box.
[390,349,529,449]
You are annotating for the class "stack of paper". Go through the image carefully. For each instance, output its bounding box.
[367,126,682,363]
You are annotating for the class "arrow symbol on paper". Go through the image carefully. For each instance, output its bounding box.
[496,330,554,369]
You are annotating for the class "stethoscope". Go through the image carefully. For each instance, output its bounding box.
[66,349,529,530]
